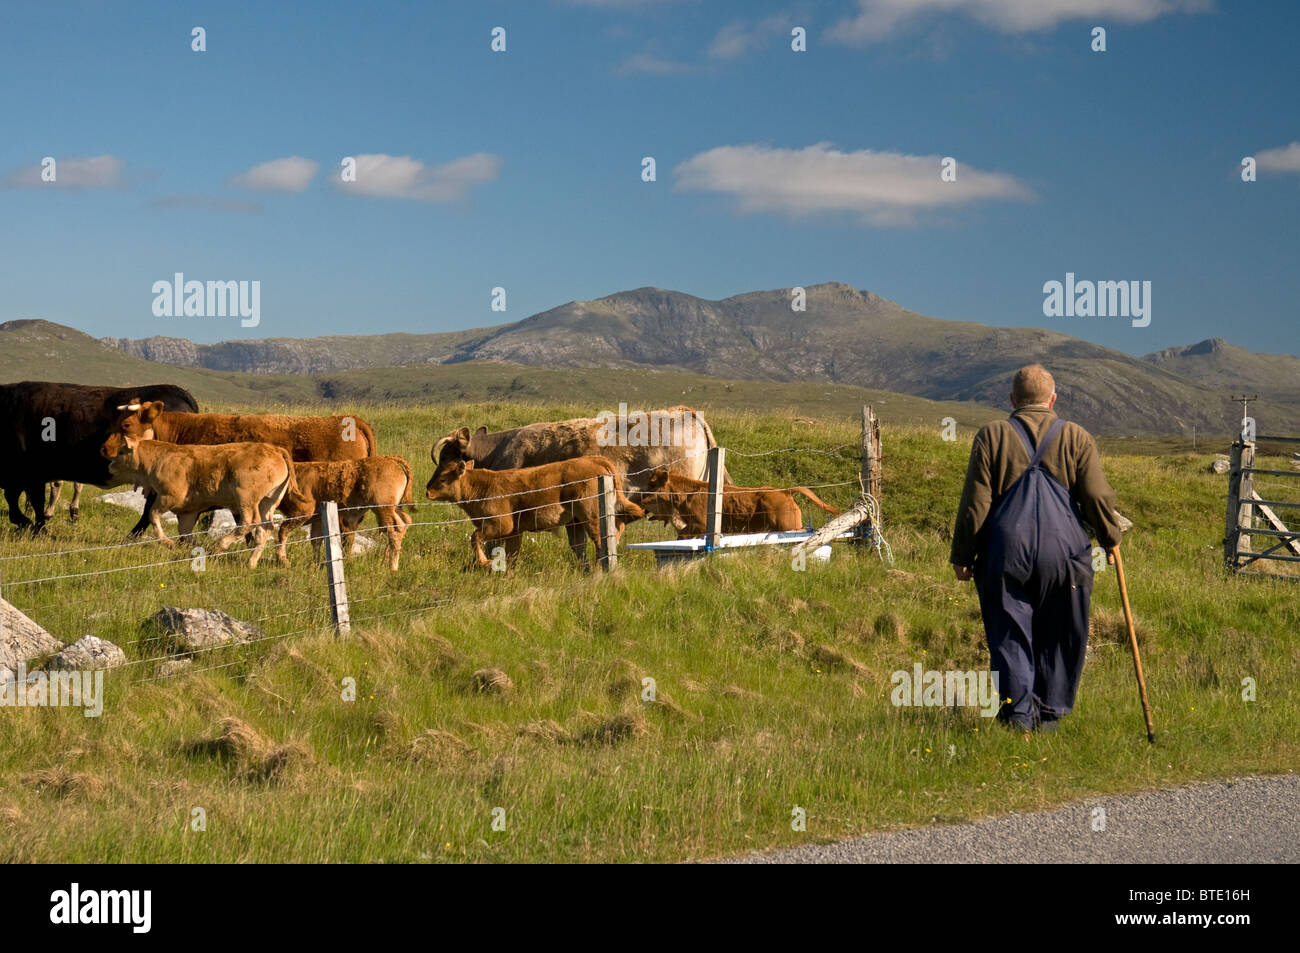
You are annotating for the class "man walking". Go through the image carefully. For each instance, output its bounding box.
[950,365,1123,731]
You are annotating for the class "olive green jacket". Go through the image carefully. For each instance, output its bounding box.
[950,405,1123,568]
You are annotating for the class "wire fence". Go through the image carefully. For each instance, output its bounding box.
[0,441,879,686]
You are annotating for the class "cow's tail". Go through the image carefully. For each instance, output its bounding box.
[687,407,732,484]
[605,461,644,521]
[396,456,416,522]
[276,448,306,511]
[791,487,841,517]
[356,416,380,456]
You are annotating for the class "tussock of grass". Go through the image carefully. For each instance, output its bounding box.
[407,730,474,765]
[21,769,106,801]
[470,668,514,695]
[181,718,311,784]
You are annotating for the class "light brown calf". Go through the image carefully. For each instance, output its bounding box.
[103,437,297,568]
[426,428,643,570]
[637,469,841,537]
[276,456,415,571]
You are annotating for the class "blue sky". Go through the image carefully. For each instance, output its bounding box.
[1,0,1296,357]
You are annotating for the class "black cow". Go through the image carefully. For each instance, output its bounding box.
[0,381,200,534]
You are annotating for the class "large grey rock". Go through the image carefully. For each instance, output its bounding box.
[0,597,65,672]
[1209,459,1231,474]
[144,607,261,653]
[48,635,127,671]
[1116,511,1134,533]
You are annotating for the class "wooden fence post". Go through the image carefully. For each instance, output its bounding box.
[322,501,351,635]
[861,405,881,502]
[706,446,725,550]
[598,474,618,573]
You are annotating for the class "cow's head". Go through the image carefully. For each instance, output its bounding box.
[430,426,472,467]
[638,469,687,530]
[101,400,164,459]
[425,457,472,501]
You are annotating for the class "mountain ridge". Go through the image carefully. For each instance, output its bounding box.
[10,281,1296,436]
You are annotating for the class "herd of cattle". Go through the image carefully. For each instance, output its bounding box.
[0,381,841,571]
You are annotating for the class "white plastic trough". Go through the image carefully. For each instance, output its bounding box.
[626,529,855,568]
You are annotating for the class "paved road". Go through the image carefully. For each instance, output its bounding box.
[722,774,1299,863]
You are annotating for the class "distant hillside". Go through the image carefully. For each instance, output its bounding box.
[100,325,495,375]
[0,318,1001,431]
[98,282,1300,436]
[1143,338,1300,403]
[0,320,319,406]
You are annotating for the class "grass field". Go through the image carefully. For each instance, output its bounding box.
[0,400,1296,862]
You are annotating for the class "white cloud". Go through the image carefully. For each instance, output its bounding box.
[674,143,1032,226]
[708,15,792,59]
[6,154,127,189]
[827,0,1210,42]
[337,153,502,201]
[1256,142,1300,174]
[615,52,697,74]
[231,156,319,192]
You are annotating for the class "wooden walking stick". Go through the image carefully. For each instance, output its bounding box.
[1110,547,1155,744]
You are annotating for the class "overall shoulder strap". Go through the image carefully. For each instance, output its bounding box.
[1027,418,1068,468]
[1007,417,1035,458]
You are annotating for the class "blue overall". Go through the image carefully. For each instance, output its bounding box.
[973,418,1094,730]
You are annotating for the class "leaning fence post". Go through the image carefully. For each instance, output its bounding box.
[598,474,618,573]
[706,446,725,551]
[322,501,351,635]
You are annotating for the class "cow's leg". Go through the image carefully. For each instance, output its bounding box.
[469,529,494,567]
[248,524,271,569]
[565,523,593,572]
[151,507,176,548]
[375,504,403,571]
[501,532,522,569]
[25,480,48,534]
[212,510,244,553]
[310,514,325,565]
[129,490,161,538]
[345,512,365,556]
[176,511,200,545]
[251,496,282,569]
[5,486,33,529]
[46,481,62,516]
[277,515,309,567]
[68,482,82,522]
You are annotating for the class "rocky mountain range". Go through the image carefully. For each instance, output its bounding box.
[97,282,1300,436]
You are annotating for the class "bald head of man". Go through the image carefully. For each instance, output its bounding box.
[1010,364,1057,410]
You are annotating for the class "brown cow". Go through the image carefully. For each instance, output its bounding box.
[103,436,297,569]
[638,469,841,537]
[108,400,377,462]
[425,429,643,570]
[276,456,415,571]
